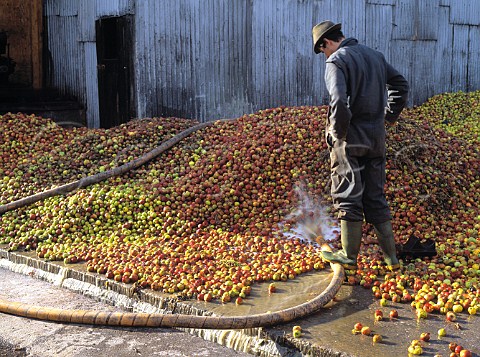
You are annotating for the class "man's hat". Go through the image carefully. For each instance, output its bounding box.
[312,21,342,54]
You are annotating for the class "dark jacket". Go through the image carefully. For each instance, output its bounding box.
[324,38,409,157]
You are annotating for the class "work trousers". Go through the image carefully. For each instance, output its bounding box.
[329,140,391,224]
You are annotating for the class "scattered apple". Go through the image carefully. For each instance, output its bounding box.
[449,342,458,352]
[419,332,430,342]
[452,304,463,313]
[268,283,276,294]
[416,308,427,319]
[446,311,456,322]
[361,326,371,336]
[459,349,472,357]
[437,328,447,337]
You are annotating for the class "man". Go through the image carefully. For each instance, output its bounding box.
[312,21,409,271]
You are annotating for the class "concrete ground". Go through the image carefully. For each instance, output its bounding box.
[0,267,251,357]
[1,250,479,357]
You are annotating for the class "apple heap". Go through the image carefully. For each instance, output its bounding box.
[0,90,479,308]
[0,113,196,205]
[415,90,480,146]
[1,107,331,301]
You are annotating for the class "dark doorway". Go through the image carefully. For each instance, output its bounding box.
[96,15,135,128]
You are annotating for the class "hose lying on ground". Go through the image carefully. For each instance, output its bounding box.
[0,118,344,328]
[0,261,343,328]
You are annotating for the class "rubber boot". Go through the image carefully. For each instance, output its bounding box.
[373,220,400,271]
[321,220,363,270]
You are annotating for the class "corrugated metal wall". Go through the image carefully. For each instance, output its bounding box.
[44,0,480,127]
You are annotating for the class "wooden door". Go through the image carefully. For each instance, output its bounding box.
[96,16,134,128]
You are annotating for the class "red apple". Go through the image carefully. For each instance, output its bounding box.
[459,349,472,357]
[389,309,398,319]
[420,332,430,342]
[361,326,371,335]
[354,322,363,331]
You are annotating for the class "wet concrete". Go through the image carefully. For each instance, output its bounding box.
[270,285,480,356]
[1,249,480,357]
[0,336,27,357]
[0,266,251,357]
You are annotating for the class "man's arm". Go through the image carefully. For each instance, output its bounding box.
[325,62,351,144]
[385,63,409,123]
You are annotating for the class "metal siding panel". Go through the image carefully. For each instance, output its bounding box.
[293,1,307,104]
[145,0,156,116]
[253,0,278,109]
[365,4,393,56]
[196,0,208,118]
[367,0,395,5]
[311,0,328,106]
[217,0,226,118]
[413,41,438,105]
[392,0,439,40]
[285,0,299,104]
[78,0,96,42]
[165,0,176,117]
[284,0,315,106]
[134,0,147,118]
[452,25,469,92]
[135,0,149,116]
[95,0,133,17]
[419,1,439,39]
[468,26,480,91]
[434,5,453,94]
[214,0,224,118]
[149,0,159,116]
[46,15,84,102]
[268,0,281,108]
[58,0,78,16]
[83,42,100,128]
[389,39,414,105]
[329,0,366,44]
[251,0,264,109]
[450,0,480,25]
[44,0,60,16]
[179,1,194,118]
[204,0,215,118]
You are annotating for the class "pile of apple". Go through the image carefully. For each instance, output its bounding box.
[0,113,196,204]
[0,108,330,302]
[0,90,479,311]
[414,90,480,145]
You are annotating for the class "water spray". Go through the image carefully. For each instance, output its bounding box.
[280,182,339,247]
